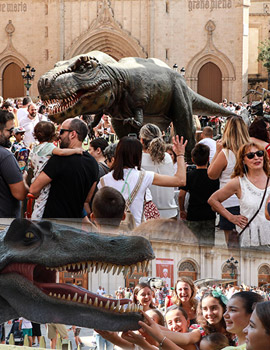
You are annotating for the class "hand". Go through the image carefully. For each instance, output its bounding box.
[180,211,187,220]
[215,139,223,153]
[230,214,248,228]
[122,331,146,346]
[172,136,188,156]
[74,148,83,155]
[138,311,165,344]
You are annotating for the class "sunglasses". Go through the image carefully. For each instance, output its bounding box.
[244,150,264,159]
[59,129,74,135]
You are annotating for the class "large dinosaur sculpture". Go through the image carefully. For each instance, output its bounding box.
[0,219,155,331]
[38,51,234,155]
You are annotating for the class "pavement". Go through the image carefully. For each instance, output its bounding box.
[4,323,96,350]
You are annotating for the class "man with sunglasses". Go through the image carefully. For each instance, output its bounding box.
[0,110,28,217]
[30,118,99,218]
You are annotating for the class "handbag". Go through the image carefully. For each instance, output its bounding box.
[143,200,160,220]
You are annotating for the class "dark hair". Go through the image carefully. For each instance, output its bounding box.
[34,121,56,142]
[111,136,142,180]
[0,109,14,130]
[69,118,88,141]
[165,144,177,163]
[165,305,188,321]
[104,143,117,162]
[249,116,270,143]
[2,100,13,109]
[22,96,32,106]
[201,333,229,349]
[191,143,210,166]
[92,186,125,226]
[90,138,109,155]
[255,301,270,335]
[231,291,264,315]
[149,309,165,326]
[132,283,155,309]
[38,105,46,114]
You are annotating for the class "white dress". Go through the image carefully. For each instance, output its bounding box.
[237,175,270,247]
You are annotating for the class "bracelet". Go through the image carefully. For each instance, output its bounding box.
[176,154,184,157]
[159,336,167,350]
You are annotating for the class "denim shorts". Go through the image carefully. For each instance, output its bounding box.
[219,206,240,230]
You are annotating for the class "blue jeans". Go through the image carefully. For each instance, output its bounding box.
[96,334,114,350]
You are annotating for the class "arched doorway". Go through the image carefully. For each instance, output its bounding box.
[59,271,88,289]
[198,62,222,103]
[258,264,270,287]
[222,263,238,285]
[2,63,24,99]
[178,260,197,280]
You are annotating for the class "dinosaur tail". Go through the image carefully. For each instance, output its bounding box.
[190,89,236,117]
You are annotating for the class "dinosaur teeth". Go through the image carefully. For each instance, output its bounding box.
[105,301,110,309]
[115,300,121,312]
[83,293,88,304]
[72,293,78,302]
[94,297,98,307]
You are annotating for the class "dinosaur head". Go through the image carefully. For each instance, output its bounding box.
[0,219,155,331]
[38,53,115,123]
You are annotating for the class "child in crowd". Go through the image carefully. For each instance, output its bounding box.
[199,333,229,350]
[91,186,135,232]
[30,121,82,219]
[11,126,30,173]
[179,143,219,246]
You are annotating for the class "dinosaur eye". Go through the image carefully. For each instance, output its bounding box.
[25,232,35,239]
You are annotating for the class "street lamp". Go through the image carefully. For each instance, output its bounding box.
[180,67,186,77]
[21,64,36,96]
[226,257,238,279]
[173,64,178,72]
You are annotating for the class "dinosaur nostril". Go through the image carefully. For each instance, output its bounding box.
[45,78,50,87]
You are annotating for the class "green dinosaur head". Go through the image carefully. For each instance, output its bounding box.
[0,219,155,331]
[38,52,117,123]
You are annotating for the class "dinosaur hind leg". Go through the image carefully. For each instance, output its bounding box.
[111,119,140,139]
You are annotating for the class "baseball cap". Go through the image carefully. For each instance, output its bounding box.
[14,126,26,134]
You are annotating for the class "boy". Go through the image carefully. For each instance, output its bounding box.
[179,143,219,246]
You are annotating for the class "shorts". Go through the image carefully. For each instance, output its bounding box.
[32,322,41,337]
[47,324,68,339]
[219,206,240,230]
[22,328,33,337]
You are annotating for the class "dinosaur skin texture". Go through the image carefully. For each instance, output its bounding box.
[0,219,155,331]
[38,51,234,157]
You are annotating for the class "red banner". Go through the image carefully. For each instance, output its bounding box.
[156,258,174,289]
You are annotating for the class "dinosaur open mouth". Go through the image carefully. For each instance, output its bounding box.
[1,260,148,313]
[42,81,111,116]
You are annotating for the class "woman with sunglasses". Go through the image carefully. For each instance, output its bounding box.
[208,142,270,247]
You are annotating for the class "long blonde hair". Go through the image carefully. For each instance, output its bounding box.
[139,123,165,163]
[222,116,250,155]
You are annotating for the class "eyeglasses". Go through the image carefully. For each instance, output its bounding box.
[244,150,264,159]
[5,127,14,134]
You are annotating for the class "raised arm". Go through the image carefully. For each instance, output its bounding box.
[207,140,227,180]
[152,136,187,187]
[52,147,83,156]
[29,172,52,197]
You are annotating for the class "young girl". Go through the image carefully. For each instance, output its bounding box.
[243,301,270,350]
[200,333,229,350]
[30,121,82,219]
[132,283,156,312]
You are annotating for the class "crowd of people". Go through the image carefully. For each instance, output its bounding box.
[3,279,270,350]
[1,95,270,349]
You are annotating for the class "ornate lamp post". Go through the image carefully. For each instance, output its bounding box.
[180,67,186,77]
[173,63,178,72]
[21,64,36,96]
[226,257,238,279]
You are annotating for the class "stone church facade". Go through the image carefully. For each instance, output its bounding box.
[0,0,250,103]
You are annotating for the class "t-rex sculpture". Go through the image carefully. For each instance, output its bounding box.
[38,51,234,156]
[0,219,155,331]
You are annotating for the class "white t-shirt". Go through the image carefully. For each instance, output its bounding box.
[17,108,28,124]
[19,317,32,329]
[98,168,154,226]
[198,137,216,163]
